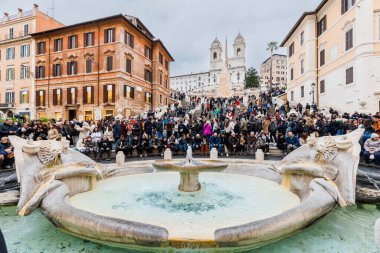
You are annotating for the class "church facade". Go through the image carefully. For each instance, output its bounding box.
[170,33,246,94]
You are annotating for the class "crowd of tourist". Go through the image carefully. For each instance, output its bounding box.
[1,89,380,168]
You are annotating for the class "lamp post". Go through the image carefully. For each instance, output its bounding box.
[310,82,316,105]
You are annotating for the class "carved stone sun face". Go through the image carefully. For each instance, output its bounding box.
[309,136,338,163]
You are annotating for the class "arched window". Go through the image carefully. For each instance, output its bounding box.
[237,72,240,82]
[237,48,241,56]
[213,74,216,83]
[213,52,217,60]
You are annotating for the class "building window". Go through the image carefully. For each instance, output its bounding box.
[320,49,326,66]
[35,66,45,79]
[84,32,94,47]
[104,28,115,43]
[67,61,77,75]
[145,69,152,82]
[36,90,45,106]
[159,53,164,65]
[6,68,15,81]
[6,47,15,60]
[160,94,162,104]
[20,90,29,104]
[291,91,294,101]
[103,84,115,103]
[159,73,163,85]
[165,60,169,70]
[53,89,62,106]
[125,31,134,48]
[345,28,353,51]
[213,52,217,60]
[20,65,30,79]
[9,28,14,39]
[237,48,241,56]
[145,92,152,103]
[20,45,30,58]
[52,64,62,77]
[317,16,327,36]
[124,85,135,99]
[84,111,93,121]
[320,80,325,93]
[346,66,354,84]
[301,86,304,98]
[300,59,304,74]
[23,24,29,36]
[126,58,132,74]
[290,68,294,81]
[68,35,78,49]
[145,46,152,60]
[67,87,77,104]
[5,92,14,104]
[165,77,168,89]
[37,42,46,55]
[289,42,295,57]
[341,0,356,15]
[300,31,304,46]
[106,56,113,71]
[54,38,63,52]
[85,59,92,73]
[83,86,94,104]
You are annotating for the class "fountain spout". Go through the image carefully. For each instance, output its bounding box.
[186,146,193,165]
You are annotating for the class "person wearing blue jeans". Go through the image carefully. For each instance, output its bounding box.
[209,132,222,156]
[363,133,380,165]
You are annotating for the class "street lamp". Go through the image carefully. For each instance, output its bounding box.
[310,82,316,105]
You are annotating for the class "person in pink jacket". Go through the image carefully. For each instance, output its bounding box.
[203,121,212,139]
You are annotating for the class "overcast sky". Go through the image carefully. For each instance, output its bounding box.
[1,0,320,75]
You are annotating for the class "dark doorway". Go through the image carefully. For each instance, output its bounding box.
[68,110,76,120]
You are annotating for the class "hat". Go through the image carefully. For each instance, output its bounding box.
[371,133,379,139]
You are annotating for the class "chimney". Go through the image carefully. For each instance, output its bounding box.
[17,8,23,18]
[33,4,39,14]
[3,12,9,22]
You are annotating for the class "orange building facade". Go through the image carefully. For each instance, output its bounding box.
[32,14,173,121]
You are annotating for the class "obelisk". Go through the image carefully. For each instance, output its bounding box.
[218,37,233,97]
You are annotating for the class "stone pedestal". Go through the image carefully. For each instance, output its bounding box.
[256,149,264,162]
[116,151,125,166]
[179,172,201,192]
[164,148,172,160]
[210,148,218,160]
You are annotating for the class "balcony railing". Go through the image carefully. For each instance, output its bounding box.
[3,31,29,41]
[0,103,15,109]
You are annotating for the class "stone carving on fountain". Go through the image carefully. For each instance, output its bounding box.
[9,136,98,216]
[276,129,364,206]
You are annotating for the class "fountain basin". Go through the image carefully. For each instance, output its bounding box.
[39,162,337,251]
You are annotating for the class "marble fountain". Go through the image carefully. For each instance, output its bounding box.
[3,128,379,252]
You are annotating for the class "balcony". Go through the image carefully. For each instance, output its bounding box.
[0,103,15,109]
[2,31,29,41]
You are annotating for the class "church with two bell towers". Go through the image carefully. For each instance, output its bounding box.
[170,33,246,95]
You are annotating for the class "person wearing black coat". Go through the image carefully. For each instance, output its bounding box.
[0,119,17,139]
[98,136,112,161]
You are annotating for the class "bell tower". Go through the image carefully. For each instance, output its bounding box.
[210,37,222,71]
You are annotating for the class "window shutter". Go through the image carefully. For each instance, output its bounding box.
[104,29,108,43]
[74,35,78,48]
[131,87,134,99]
[43,42,46,54]
[36,91,40,106]
[91,86,94,104]
[20,91,23,104]
[112,28,116,42]
[112,84,115,102]
[83,87,87,104]
[131,34,134,48]
[84,33,87,47]
[67,88,71,104]
[53,89,57,106]
[42,91,46,106]
[74,62,78,74]
[103,85,107,103]
[341,0,345,14]
[67,62,70,75]
[123,85,127,97]
[74,88,78,104]
[52,64,56,77]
